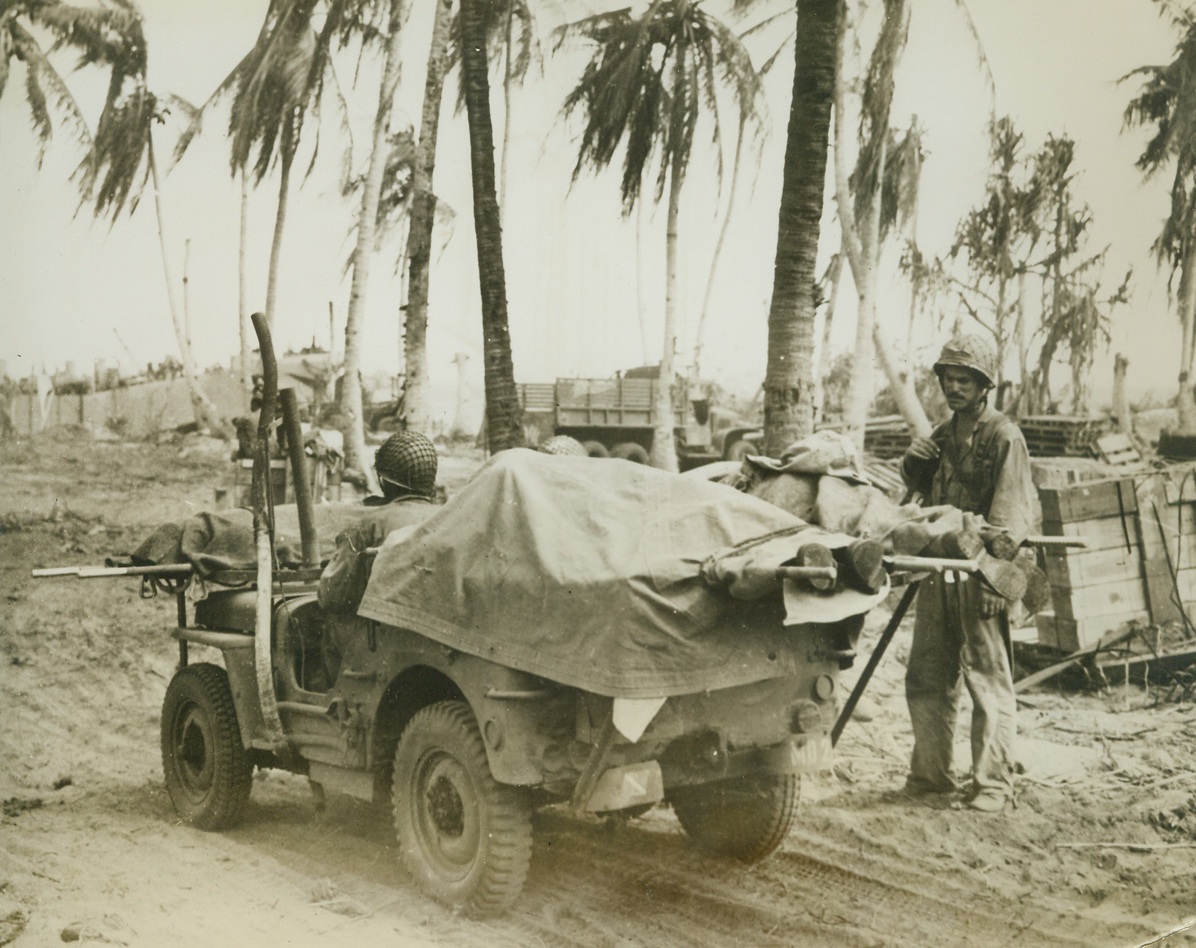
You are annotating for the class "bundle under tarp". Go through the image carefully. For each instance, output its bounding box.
[131,503,364,576]
[358,449,872,699]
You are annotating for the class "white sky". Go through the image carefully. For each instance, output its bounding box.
[0,0,1184,411]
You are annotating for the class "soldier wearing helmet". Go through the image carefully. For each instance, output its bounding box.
[537,434,588,457]
[899,334,1035,814]
[318,430,440,619]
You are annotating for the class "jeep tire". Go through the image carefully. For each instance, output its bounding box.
[160,663,253,830]
[392,701,532,916]
[670,774,797,863]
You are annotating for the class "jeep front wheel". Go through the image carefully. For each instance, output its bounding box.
[160,663,253,830]
[392,701,532,915]
[670,774,797,863]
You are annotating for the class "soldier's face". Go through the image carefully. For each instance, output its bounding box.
[940,366,986,414]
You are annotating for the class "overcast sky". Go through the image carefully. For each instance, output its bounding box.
[0,0,1183,410]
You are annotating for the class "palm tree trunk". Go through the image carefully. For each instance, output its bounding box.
[341,6,407,490]
[637,183,652,365]
[814,252,843,423]
[238,166,254,405]
[763,0,838,458]
[405,0,452,434]
[148,139,223,435]
[264,140,293,331]
[1178,244,1196,432]
[650,148,683,472]
[650,40,689,473]
[461,0,524,452]
[499,0,514,223]
[693,113,747,381]
[874,326,931,433]
[843,129,886,452]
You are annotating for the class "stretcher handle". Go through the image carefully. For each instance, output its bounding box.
[1023,535,1088,549]
[774,565,838,581]
[32,563,195,579]
[885,555,980,574]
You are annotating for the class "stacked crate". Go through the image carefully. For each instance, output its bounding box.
[1036,477,1149,652]
[863,416,913,459]
[1020,416,1114,458]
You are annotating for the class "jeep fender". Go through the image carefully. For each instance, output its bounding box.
[357,625,570,788]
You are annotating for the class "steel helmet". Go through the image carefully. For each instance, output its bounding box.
[933,334,998,388]
[374,430,438,498]
[537,434,588,457]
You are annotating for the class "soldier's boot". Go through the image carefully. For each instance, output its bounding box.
[834,539,886,594]
[794,542,837,592]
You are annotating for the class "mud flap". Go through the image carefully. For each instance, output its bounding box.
[583,761,664,813]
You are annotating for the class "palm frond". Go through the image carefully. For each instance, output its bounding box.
[7,21,92,164]
[76,80,156,220]
[559,1,763,213]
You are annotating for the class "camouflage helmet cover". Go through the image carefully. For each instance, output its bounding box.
[933,334,998,388]
[538,434,588,457]
[374,430,438,497]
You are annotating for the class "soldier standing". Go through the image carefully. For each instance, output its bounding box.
[899,335,1036,813]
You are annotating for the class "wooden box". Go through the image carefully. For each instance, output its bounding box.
[1036,610,1149,653]
[1039,478,1137,523]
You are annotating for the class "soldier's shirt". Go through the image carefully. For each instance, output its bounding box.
[901,404,1035,544]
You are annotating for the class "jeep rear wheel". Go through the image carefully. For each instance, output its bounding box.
[392,701,532,915]
[671,774,797,863]
[161,663,253,830]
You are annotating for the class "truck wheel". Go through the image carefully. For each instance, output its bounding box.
[581,441,609,458]
[670,774,796,863]
[611,442,649,464]
[392,701,533,916]
[160,663,253,831]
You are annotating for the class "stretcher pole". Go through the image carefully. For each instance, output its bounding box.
[830,581,919,746]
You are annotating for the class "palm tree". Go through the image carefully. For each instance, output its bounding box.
[1124,3,1196,432]
[213,0,407,485]
[832,0,935,451]
[761,0,838,456]
[560,0,764,471]
[447,0,542,221]
[403,0,454,434]
[71,2,225,435]
[460,0,523,451]
[337,0,409,492]
[169,0,326,412]
[0,1,223,427]
[0,0,107,167]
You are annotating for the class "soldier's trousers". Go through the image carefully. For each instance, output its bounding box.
[904,571,1015,798]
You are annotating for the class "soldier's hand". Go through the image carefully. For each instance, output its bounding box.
[978,584,1008,618]
[905,437,940,462]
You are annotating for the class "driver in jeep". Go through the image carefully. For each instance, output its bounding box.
[316,431,440,679]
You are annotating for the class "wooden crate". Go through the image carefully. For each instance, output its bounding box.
[1039,478,1137,523]
[1021,415,1114,458]
[1036,610,1150,653]
[1041,514,1139,551]
[1049,577,1148,621]
[1043,545,1142,589]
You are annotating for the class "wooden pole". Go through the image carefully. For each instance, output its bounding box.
[1112,353,1131,434]
[280,387,318,567]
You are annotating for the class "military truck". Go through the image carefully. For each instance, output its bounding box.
[519,367,760,465]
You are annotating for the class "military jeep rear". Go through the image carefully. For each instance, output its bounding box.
[120,447,889,917]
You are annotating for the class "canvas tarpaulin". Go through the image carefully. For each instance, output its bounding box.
[358,450,872,699]
[131,503,365,577]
